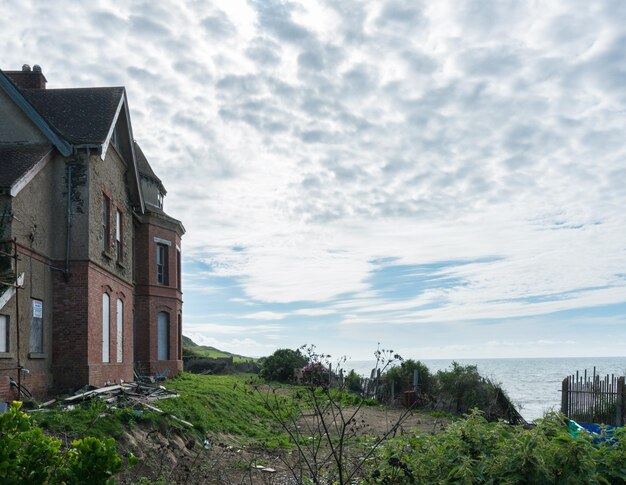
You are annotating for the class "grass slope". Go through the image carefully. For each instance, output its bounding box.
[182,335,257,362]
[32,373,290,448]
[157,373,290,448]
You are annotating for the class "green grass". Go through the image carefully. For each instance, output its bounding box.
[30,399,166,440]
[31,374,292,448]
[142,373,292,448]
[31,374,383,451]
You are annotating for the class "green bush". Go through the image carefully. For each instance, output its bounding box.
[385,359,433,395]
[435,362,499,416]
[346,369,363,393]
[367,411,626,484]
[0,401,130,484]
[259,348,308,383]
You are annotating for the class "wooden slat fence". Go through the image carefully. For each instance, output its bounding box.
[561,367,625,426]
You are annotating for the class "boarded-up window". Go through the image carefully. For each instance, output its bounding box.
[158,312,169,361]
[177,313,182,360]
[102,293,110,362]
[116,299,123,363]
[0,315,8,352]
[29,300,43,353]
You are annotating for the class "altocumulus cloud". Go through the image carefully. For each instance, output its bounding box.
[2,0,626,357]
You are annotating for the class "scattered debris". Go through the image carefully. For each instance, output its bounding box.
[26,381,191,428]
[62,382,178,405]
[252,465,276,473]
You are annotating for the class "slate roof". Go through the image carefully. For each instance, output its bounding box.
[134,141,166,193]
[20,87,124,145]
[0,144,52,189]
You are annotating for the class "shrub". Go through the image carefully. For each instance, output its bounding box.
[435,362,500,416]
[345,369,362,393]
[368,411,626,484]
[385,359,433,395]
[259,348,308,383]
[0,401,130,484]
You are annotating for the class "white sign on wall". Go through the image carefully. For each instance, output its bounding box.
[32,300,43,318]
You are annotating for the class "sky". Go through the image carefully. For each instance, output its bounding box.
[2,0,626,361]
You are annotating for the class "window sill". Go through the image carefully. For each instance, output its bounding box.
[28,352,47,359]
[102,250,113,260]
[0,352,15,359]
[116,260,126,269]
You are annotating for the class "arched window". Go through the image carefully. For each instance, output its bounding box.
[158,312,169,361]
[117,299,124,363]
[177,313,182,360]
[102,293,110,363]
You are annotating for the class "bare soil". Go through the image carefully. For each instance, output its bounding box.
[116,406,450,484]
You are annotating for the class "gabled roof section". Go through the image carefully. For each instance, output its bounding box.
[0,69,72,156]
[0,144,53,195]
[20,87,125,146]
[1,68,145,212]
[134,142,166,194]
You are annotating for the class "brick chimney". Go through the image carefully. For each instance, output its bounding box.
[4,64,47,89]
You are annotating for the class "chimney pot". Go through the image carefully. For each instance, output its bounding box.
[5,65,47,89]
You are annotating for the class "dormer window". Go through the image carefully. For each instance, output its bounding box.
[157,192,164,209]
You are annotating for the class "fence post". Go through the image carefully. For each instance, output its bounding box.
[617,377,625,426]
[561,377,569,417]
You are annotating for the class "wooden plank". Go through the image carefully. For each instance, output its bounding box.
[64,385,123,402]
[561,378,569,416]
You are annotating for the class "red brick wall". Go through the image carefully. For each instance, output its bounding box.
[134,218,183,377]
[52,260,135,391]
[0,375,17,402]
[52,261,90,391]
[86,262,135,386]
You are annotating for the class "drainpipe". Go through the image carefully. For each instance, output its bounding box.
[14,238,21,395]
[64,163,72,280]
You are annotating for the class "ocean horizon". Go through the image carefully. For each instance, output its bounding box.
[346,356,626,421]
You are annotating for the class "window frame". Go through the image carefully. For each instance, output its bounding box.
[115,208,124,263]
[176,248,181,290]
[29,299,43,354]
[116,299,123,363]
[156,243,169,285]
[157,311,170,361]
[102,293,110,363]
[102,193,111,252]
[0,314,8,353]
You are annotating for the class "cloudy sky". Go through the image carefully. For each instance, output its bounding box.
[3,0,626,360]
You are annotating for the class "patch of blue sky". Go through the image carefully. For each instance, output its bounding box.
[184,258,346,323]
[365,258,500,300]
[487,285,616,305]
[182,259,250,315]
[469,302,626,329]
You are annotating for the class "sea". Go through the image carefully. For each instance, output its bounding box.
[348,357,626,422]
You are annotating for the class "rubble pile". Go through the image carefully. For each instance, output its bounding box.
[29,381,193,427]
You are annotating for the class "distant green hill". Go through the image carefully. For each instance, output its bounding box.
[182,335,257,362]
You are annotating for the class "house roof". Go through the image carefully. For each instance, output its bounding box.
[134,141,166,194]
[0,144,53,190]
[20,87,125,145]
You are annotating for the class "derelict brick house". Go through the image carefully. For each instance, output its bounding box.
[0,65,185,400]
